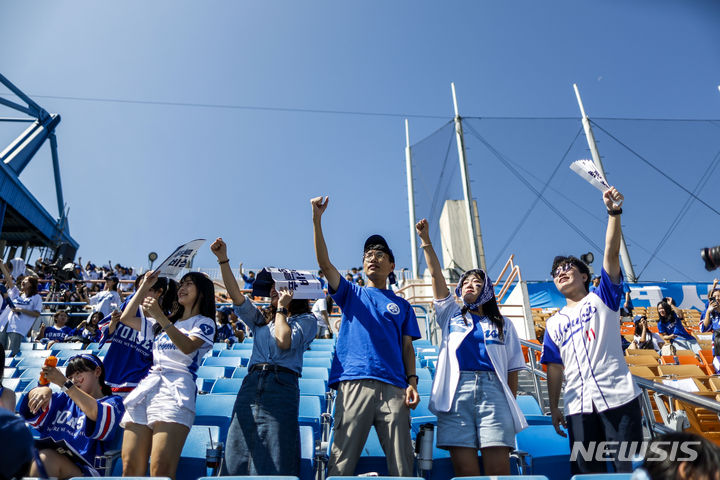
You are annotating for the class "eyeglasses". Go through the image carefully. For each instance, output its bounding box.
[552,263,575,278]
[364,251,387,261]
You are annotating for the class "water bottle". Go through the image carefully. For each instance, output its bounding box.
[39,356,58,386]
[416,423,434,472]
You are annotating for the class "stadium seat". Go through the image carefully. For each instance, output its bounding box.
[416,368,432,382]
[302,357,332,369]
[307,342,334,351]
[210,378,243,395]
[298,395,322,441]
[299,425,315,480]
[16,358,48,369]
[301,366,329,384]
[517,395,543,416]
[416,379,433,395]
[70,478,170,480]
[19,343,37,351]
[4,367,17,378]
[657,364,705,377]
[2,378,23,392]
[176,425,220,480]
[196,365,230,380]
[202,356,248,368]
[298,378,328,412]
[303,350,333,359]
[55,349,93,359]
[194,394,236,441]
[51,343,84,351]
[232,367,249,378]
[515,425,571,480]
[85,342,101,352]
[448,477,550,480]
[231,342,254,350]
[16,350,52,359]
[569,475,632,479]
[218,350,251,358]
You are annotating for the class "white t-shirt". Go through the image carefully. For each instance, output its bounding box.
[89,290,123,317]
[147,314,215,375]
[6,293,43,335]
[633,331,664,351]
[312,298,329,328]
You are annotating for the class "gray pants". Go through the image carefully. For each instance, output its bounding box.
[328,379,414,476]
[0,328,25,356]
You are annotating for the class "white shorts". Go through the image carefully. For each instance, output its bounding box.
[121,371,196,429]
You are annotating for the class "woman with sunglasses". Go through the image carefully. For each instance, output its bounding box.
[19,353,124,479]
[210,237,317,475]
[415,219,527,476]
[118,270,216,479]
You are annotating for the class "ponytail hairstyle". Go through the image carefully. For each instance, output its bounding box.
[66,354,112,397]
[458,269,505,341]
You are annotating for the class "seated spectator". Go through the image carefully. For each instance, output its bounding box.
[215,307,238,345]
[0,275,42,357]
[78,276,122,317]
[227,307,248,340]
[239,263,255,290]
[0,348,17,411]
[74,311,103,345]
[0,408,34,480]
[19,354,124,478]
[656,298,700,354]
[312,295,334,339]
[37,310,75,348]
[638,431,720,480]
[629,315,664,351]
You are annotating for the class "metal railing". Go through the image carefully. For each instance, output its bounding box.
[520,338,720,439]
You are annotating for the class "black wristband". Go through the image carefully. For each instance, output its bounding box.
[406,374,419,383]
[218,259,230,265]
[607,208,623,216]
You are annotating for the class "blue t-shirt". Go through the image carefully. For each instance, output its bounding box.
[329,276,421,389]
[241,274,255,290]
[700,309,720,333]
[215,324,237,344]
[456,313,494,371]
[657,313,694,341]
[99,296,153,389]
[43,325,76,342]
[19,391,124,470]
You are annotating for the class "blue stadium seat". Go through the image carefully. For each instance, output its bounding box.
[51,343,84,351]
[195,365,230,380]
[194,394,236,441]
[16,350,52,359]
[2,378,23,392]
[85,342,101,352]
[19,343,37,351]
[298,378,327,412]
[202,356,248,368]
[231,367,249,378]
[524,415,554,426]
[306,342,334,351]
[351,427,447,476]
[448,477,550,480]
[55,349,93,359]
[210,378,243,395]
[515,425,571,480]
[177,425,220,480]
[231,342,254,350]
[4,367,17,378]
[416,368,432,382]
[516,395,543,416]
[301,367,329,384]
[299,425,315,480]
[416,379,433,396]
[70,478,170,480]
[17,358,48,369]
[302,357,332,369]
[198,477,297,480]
[218,350,251,358]
[298,395,322,441]
[412,339,433,347]
[303,350,333,359]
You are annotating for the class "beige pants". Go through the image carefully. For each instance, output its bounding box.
[328,379,414,476]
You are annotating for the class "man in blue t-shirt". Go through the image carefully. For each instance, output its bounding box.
[311,196,421,477]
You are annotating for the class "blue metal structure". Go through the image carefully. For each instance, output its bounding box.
[0,73,77,261]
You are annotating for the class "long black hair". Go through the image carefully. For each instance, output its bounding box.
[656,300,675,323]
[170,272,216,321]
[149,276,180,336]
[66,354,112,397]
[459,270,505,341]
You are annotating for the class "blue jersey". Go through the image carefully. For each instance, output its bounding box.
[43,326,75,342]
[455,313,495,371]
[99,296,153,389]
[657,314,694,341]
[700,309,720,333]
[19,391,124,471]
[214,324,237,344]
[329,276,421,389]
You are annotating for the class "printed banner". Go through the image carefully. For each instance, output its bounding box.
[155,239,206,280]
[260,268,325,299]
[570,158,611,193]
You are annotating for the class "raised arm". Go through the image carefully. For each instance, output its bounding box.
[602,187,624,284]
[210,238,245,306]
[311,196,341,291]
[0,261,13,290]
[273,288,293,350]
[142,297,205,355]
[118,271,157,331]
[415,219,450,300]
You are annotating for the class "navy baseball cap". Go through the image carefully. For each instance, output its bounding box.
[364,234,395,263]
[251,268,274,298]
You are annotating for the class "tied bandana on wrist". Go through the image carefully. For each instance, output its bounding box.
[455,269,495,310]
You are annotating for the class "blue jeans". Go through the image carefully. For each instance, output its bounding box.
[224,369,300,475]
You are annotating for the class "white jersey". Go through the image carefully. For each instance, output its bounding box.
[541,268,641,415]
[6,293,43,335]
[312,298,329,328]
[146,314,215,376]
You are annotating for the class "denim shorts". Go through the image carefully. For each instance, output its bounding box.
[436,371,515,450]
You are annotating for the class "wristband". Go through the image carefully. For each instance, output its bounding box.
[276,307,288,316]
[406,374,419,383]
[607,208,623,216]
[420,243,432,249]
[62,380,74,392]
[217,259,230,265]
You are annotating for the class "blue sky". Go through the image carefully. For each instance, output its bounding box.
[1,1,719,282]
